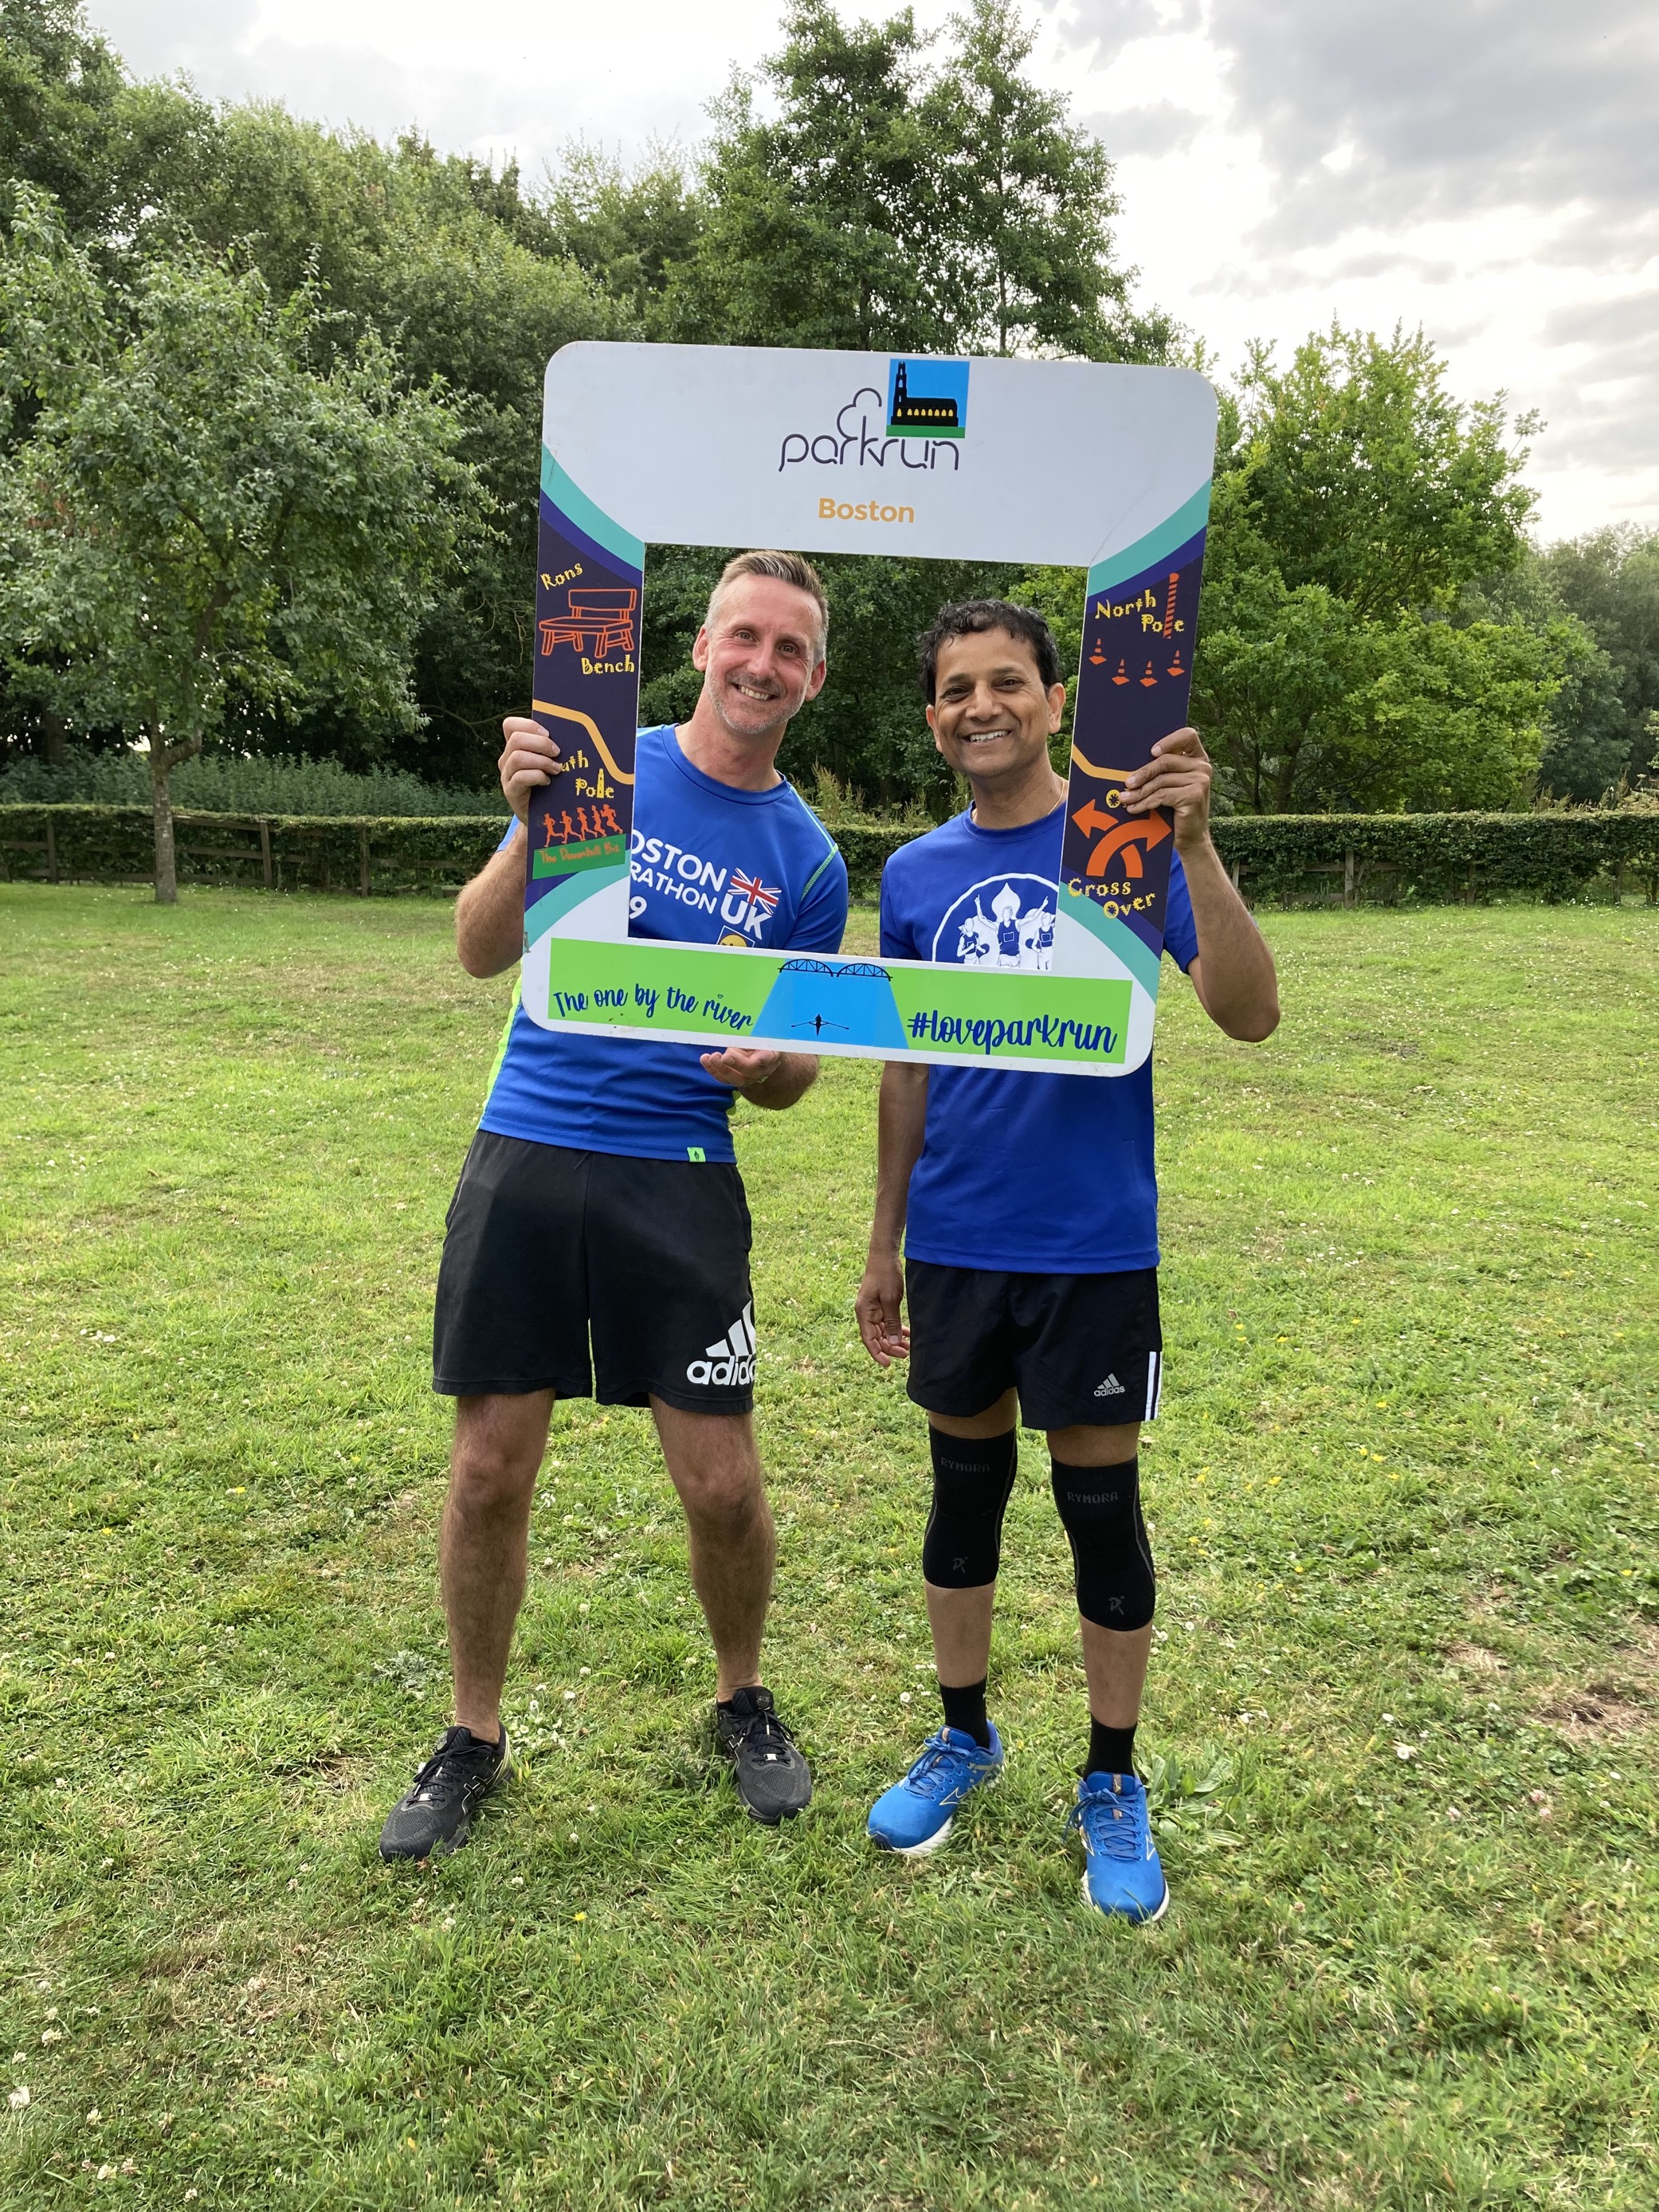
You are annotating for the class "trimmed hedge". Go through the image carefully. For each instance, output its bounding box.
[1206,811,1659,906]
[2,802,1655,903]
[0,805,505,896]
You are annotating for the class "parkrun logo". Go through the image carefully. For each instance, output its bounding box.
[779,359,971,480]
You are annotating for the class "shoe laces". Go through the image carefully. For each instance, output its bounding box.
[904,1732,974,1799]
[1066,1777,1148,1863]
[733,1700,797,1763]
[408,1728,488,1806]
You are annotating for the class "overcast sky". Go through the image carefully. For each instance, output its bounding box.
[92,0,1659,542]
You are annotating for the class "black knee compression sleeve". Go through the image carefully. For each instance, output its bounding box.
[1050,1455,1155,1630]
[922,1429,1018,1589]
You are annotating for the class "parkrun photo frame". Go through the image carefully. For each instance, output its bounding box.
[524,342,1217,1076]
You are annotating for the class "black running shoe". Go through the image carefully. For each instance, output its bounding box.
[378,1725,509,1861]
[715,1686,812,1825]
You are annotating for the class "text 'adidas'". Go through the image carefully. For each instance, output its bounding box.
[687,1302,756,1388]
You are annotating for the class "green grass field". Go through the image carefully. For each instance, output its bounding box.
[2,884,1656,2210]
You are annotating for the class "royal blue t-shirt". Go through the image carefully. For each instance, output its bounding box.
[880,803,1198,1273]
[481,724,848,1163]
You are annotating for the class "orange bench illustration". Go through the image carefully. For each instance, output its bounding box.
[539,588,638,658]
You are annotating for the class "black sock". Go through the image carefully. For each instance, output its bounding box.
[1087,1718,1136,1778]
[939,1677,991,1748]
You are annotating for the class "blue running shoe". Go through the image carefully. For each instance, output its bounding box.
[867,1724,1004,1857]
[1067,1770,1169,1923]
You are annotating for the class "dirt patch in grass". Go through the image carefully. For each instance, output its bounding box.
[1536,1631,1658,1744]
[1536,1687,1650,1745]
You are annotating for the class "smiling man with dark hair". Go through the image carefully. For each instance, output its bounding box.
[856,597,1279,1920]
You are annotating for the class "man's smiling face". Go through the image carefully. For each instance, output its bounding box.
[692,575,827,743]
[927,626,1065,786]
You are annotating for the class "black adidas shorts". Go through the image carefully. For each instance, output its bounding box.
[433,1132,758,1414]
[904,1260,1163,1433]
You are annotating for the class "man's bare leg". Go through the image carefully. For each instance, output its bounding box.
[441,1389,553,1740]
[649,1398,774,1700]
[651,1396,810,1822]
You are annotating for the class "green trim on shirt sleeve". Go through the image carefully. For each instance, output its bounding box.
[480,976,524,1120]
[798,844,841,905]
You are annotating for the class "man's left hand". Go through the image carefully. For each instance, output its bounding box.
[700,1045,783,1093]
[1122,725,1213,851]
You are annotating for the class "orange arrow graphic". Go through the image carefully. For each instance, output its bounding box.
[1073,805,1171,879]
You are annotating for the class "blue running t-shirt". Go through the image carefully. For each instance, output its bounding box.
[880,802,1198,1273]
[481,724,848,1163]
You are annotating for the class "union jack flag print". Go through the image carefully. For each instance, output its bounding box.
[731,871,780,915]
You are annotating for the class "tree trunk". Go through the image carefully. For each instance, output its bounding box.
[41,710,68,767]
[150,742,178,905]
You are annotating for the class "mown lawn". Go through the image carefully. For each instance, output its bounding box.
[1,884,1656,2211]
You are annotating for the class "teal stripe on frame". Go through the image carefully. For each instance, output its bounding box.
[524,865,629,949]
[540,451,645,574]
[1087,484,1213,594]
[1064,896,1164,999]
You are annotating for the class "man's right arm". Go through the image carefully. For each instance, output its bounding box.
[455,716,566,979]
[855,1060,929,1367]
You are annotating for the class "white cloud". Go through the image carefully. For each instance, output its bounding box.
[85,0,1659,539]
[1044,0,1659,537]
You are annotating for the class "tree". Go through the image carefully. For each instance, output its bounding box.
[542,140,704,333]
[0,0,210,254]
[151,108,624,784]
[1214,326,1536,623]
[1538,526,1659,791]
[2,37,625,786]
[1191,572,1567,814]
[668,1,941,351]
[0,187,481,898]
[1456,553,1631,802]
[668,0,1162,362]
[1191,324,1562,812]
[924,0,1171,361]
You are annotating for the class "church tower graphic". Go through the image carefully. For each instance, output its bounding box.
[886,359,968,438]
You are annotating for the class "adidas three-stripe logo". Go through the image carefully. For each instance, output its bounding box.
[1093,1355,1163,1418]
[685,1303,756,1388]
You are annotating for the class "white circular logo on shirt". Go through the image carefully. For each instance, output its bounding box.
[931,874,1057,971]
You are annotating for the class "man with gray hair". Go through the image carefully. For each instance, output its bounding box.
[380,551,847,1857]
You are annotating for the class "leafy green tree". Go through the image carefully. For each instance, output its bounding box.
[1193,324,1561,811]
[924,0,1171,361]
[0,0,210,255]
[1539,526,1659,790]
[1192,572,1567,814]
[0,187,480,898]
[1339,617,1564,811]
[1456,554,1630,802]
[668,1,941,351]
[669,0,1159,361]
[1189,578,1361,814]
[542,141,704,332]
[144,106,623,783]
[1214,326,1535,623]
